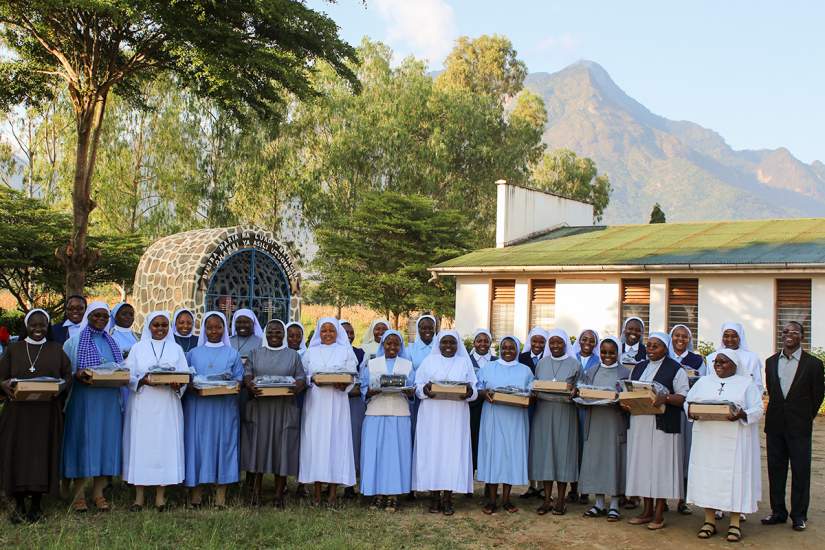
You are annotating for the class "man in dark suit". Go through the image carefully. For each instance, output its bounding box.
[49,294,87,343]
[762,321,825,531]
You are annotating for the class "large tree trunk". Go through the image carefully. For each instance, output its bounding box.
[57,91,108,295]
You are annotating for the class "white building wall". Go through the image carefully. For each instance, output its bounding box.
[496,182,594,248]
[513,278,530,342]
[555,278,621,339]
[698,276,775,363]
[648,277,667,333]
[455,273,824,362]
[454,276,490,338]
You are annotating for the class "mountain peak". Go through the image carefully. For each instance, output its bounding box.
[523,63,825,223]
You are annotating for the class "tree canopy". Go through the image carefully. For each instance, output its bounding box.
[0,0,358,294]
[314,191,472,324]
[530,148,612,222]
[649,202,667,224]
[0,188,144,314]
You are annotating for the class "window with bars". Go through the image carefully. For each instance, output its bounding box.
[621,279,650,332]
[668,279,699,341]
[776,279,811,350]
[490,279,515,341]
[529,279,556,331]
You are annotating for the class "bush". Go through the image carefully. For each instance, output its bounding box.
[696,340,716,358]
[0,308,24,340]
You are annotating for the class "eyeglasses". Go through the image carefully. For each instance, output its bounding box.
[781,330,801,336]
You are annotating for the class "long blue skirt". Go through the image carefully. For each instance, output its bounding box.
[62,384,123,478]
[183,393,240,486]
[477,401,529,486]
[360,416,412,496]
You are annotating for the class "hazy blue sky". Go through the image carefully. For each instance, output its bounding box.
[310,0,824,163]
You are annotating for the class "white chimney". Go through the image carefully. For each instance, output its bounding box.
[495,180,594,248]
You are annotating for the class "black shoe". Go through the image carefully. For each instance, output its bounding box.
[761,514,787,525]
[9,507,26,525]
[26,506,43,524]
[343,487,356,500]
[792,519,806,531]
[520,487,540,499]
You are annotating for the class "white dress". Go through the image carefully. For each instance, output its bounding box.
[298,345,358,486]
[625,360,690,499]
[412,355,478,493]
[685,375,762,513]
[122,339,188,486]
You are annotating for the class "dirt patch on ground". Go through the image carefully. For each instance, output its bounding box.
[399,418,825,549]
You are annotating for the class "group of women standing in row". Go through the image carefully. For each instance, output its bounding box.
[0,297,764,543]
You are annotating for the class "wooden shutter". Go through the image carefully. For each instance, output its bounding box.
[668,279,699,340]
[530,279,556,330]
[491,280,515,339]
[776,279,811,350]
[621,279,650,333]
[492,280,516,303]
[531,280,556,303]
[668,279,698,305]
[622,279,650,304]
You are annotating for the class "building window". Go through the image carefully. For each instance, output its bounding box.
[621,279,650,332]
[668,278,699,341]
[776,279,811,351]
[529,279,556,331]
[490,279,515,341]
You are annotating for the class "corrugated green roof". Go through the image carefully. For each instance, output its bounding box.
[434,218,825,269]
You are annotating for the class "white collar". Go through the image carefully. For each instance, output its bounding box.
[205,342,225,348]
[626,342,639,351]
[112,325,134,334]
[531,351,543,359]
[676,350,689,360]
[472,350,491,361]
[263,341,287,351]
[63,319,79,327]
[25,337,47,345]
[600,361,618,369]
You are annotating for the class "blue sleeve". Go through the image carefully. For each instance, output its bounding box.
[476,364,487,389]
[359,363,370,401]
[230,350,244,381]
[63,337,78,373]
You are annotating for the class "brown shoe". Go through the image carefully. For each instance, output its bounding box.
[93,495,111,512]
[73,498,89,513]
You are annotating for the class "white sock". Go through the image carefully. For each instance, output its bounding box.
[595,494,605,509]
[609,496,620,510]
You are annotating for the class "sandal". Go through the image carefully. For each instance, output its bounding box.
[697,522,717,539]
[428,494,441,514]
[93,495,110,512]
[129,503,144,513]
[607,509,621,522]
[482,501,497,515]
[623,497,639,510]
[726,525,742,543]
[536,502,554,515]
[370,496,385,510]
[678,501,692,515]
[502,502,519,513]
[584,506,606,518]
[385,497,398,512]
[73,498,89,513]
[442,494,455,516]
[647,521,666,530]
[551,505,567,516]
[629,516,653,525]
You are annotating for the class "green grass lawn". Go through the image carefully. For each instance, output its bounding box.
[0,483,503,549]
